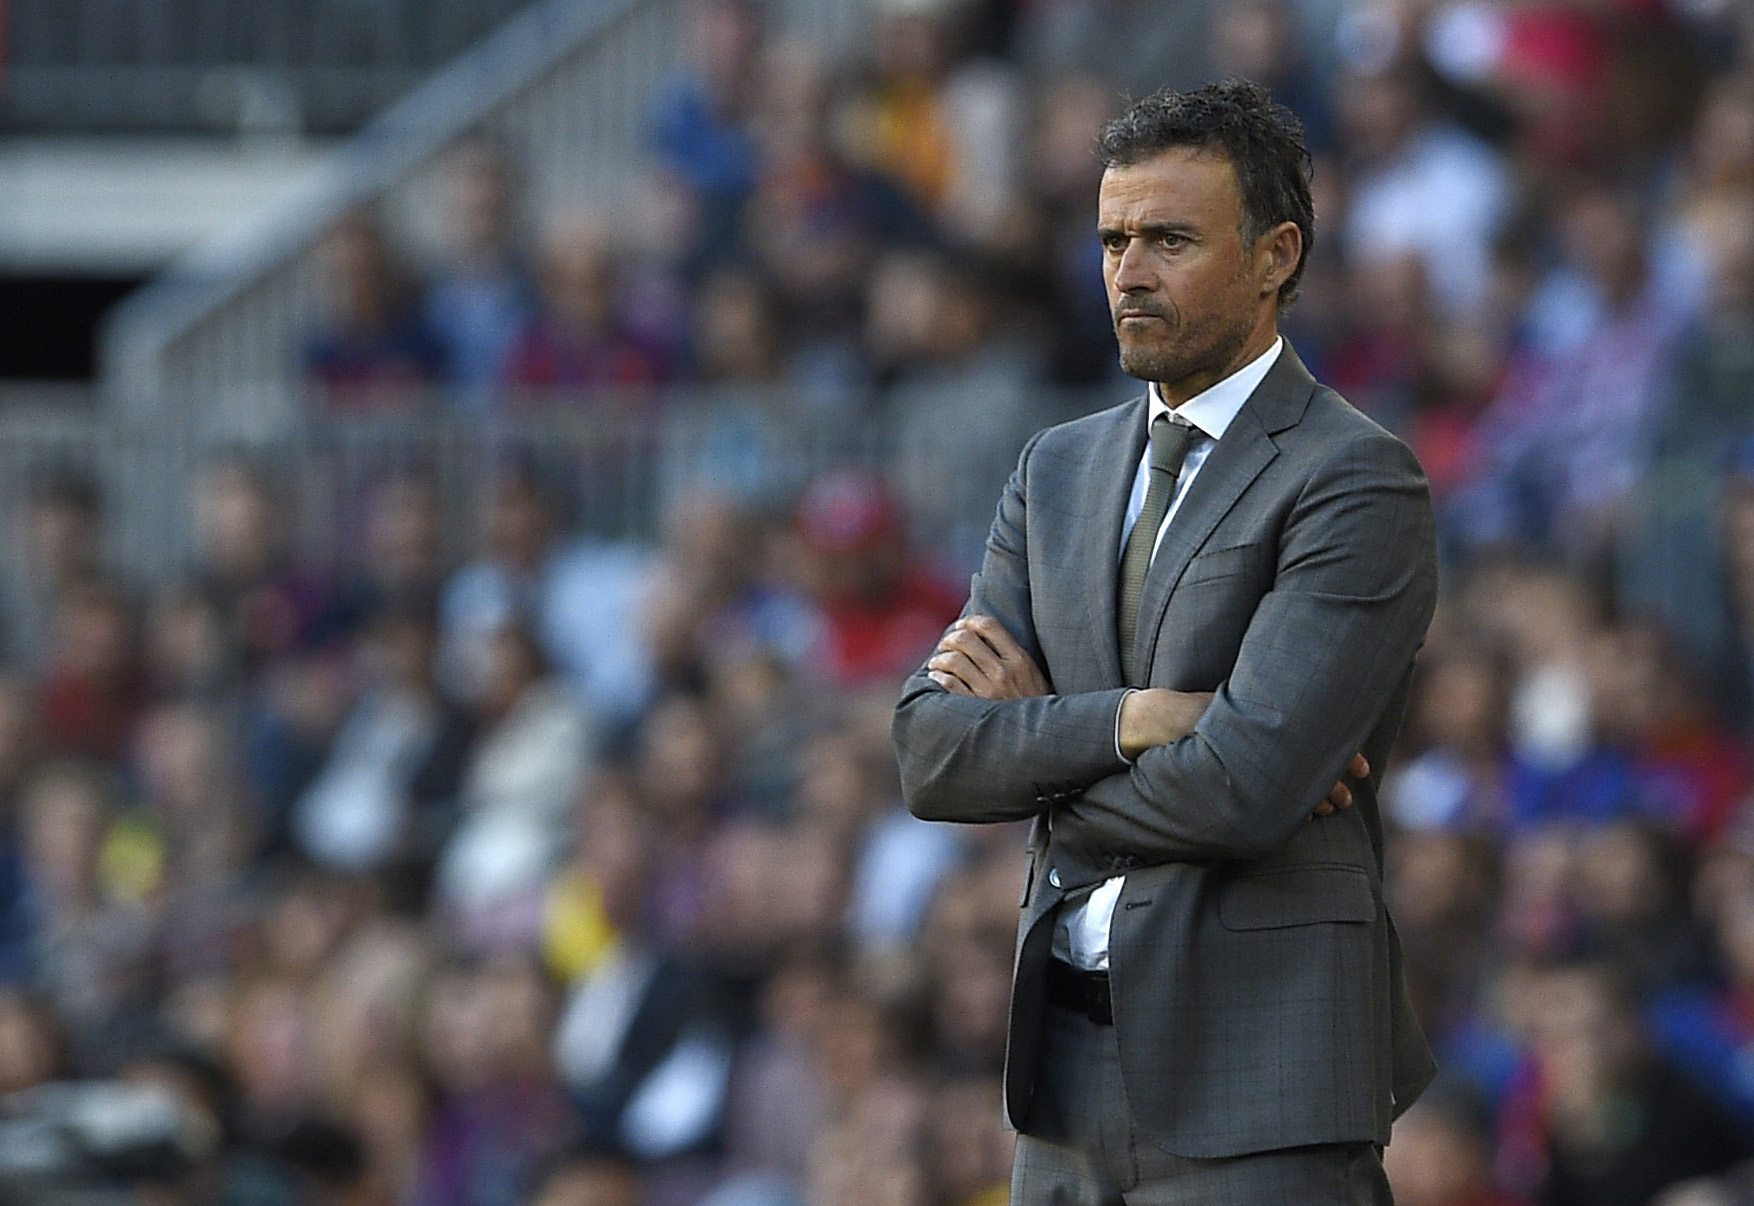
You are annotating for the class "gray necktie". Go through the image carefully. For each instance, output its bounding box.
[1118,413,1198,668]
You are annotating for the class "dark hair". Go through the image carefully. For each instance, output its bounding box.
[1097,79,1315,309]
[29,467,102,520]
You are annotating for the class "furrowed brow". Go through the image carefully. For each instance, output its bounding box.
[1096,220,1199,241]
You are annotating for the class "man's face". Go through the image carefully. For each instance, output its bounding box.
[1098,147,1273,394]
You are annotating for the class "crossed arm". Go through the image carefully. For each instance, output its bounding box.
[892,427,1436,871]
[926,614,1367,817]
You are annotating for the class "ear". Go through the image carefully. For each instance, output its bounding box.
[1255,221,1303,300]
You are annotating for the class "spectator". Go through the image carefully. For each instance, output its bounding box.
[292,601,474,894]
[789,469,962,690]
[14,760,154,1069]
[134,702,259,987]
[441,460,657,729]
[0,987,64,1094]
[1384,635,1515,833]
[1631,208,1754,712]
[1650,885,1754,1130]
[35,576,144,763]
[631,693,731,949]
[424,140,538,404]
[304,210,445,412]
[1387,828,1501,1050]
[1455,185,1689,565]
[318,466,452,647]
[416,955,577,1205]
[501,214,671,404]
[117,1044,303,1205]
[1569,819,1712,992]
[692,267,785,389]
[1655,76,1754,316]
[142,582,232,704]
[1496,959,1751,1206]
[1020,72,1122,387]
[641,488,818,699]
[924,1074,1011,1206]
[8,470,106,673]
[189,455,331,678]
[435,621,592,950]
[880,248,1047,569]
[665,271,807,505]
[835,0,1025,250]
[1584,621,1747,842]
[716,950,834,1194]
[644,0,766,273]
[741,39,932,407]
[1208,0,1335,153]
[1012,0,1222,102]
[1383,1077,1524,1206]
[1339,66,1514,323]
[550,790,736,1166]
[531,1155,644,1206]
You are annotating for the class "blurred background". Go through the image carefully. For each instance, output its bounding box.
[2,0,1754,1203]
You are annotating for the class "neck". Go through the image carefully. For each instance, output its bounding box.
[1157,316,1278,409]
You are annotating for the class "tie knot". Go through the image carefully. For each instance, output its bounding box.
[1149,413,1198,474]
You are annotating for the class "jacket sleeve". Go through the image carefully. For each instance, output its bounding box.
[1047,430,1437,876]
[893,429,1133,824]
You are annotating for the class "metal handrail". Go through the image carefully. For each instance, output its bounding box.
[100,0,870,429]
[99,0,671,422]
[0,383,1100,606]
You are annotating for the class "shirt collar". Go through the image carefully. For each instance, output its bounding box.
[1147,335,1283,440]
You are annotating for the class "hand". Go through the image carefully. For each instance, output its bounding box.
[1117,688,1214,759]
[1312,753,1370,818]
[926,615,1050,699]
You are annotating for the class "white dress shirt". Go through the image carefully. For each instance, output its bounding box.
[1053,336,1284,971]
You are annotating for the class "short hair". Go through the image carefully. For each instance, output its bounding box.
[1097,79,1315,309]
[29,468,102,520]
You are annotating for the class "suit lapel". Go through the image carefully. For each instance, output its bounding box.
[1073,395,1149,687]
[1128,346,1317,683]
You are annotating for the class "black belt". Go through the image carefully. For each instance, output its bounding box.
[1046,958,1112,1026]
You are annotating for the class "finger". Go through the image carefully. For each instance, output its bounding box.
[939,628,1007,683]
[960,615,1051,694]
[1313,801,1334,816]
[1349,753,1370,779]
[1326,781,1351,810]
[927,650,987,690]
[928,669,973,695]
[960,614,1028,663]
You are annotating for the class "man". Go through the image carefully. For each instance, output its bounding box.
[892,81,1437,1203]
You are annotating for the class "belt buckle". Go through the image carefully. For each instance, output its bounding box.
[1049,960,1113,1026]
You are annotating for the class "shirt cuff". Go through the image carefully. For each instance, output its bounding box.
[1114,688,1139,765]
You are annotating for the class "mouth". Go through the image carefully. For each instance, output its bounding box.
[1116,312,1168,329]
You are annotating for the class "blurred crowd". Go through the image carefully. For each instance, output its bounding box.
[9,0,1754,1204]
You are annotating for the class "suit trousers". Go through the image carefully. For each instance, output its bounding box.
[1012,1000,1394,1205]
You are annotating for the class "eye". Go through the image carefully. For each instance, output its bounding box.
[1156,232,1187,251]
[1100,232,1127,252]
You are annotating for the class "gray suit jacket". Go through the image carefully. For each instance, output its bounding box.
[892,347,1438,1157]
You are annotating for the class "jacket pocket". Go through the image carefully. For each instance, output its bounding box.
[1178,543,1262,588]
[1218,863,1374,930]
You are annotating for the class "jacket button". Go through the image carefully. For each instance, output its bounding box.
[1048,868,1062,889]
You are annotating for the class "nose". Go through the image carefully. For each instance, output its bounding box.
[1112,237,1154,295]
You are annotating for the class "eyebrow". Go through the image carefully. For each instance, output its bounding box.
[1096,221,1199,241]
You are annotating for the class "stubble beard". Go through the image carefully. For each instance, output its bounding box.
[1116,303,1258,393]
